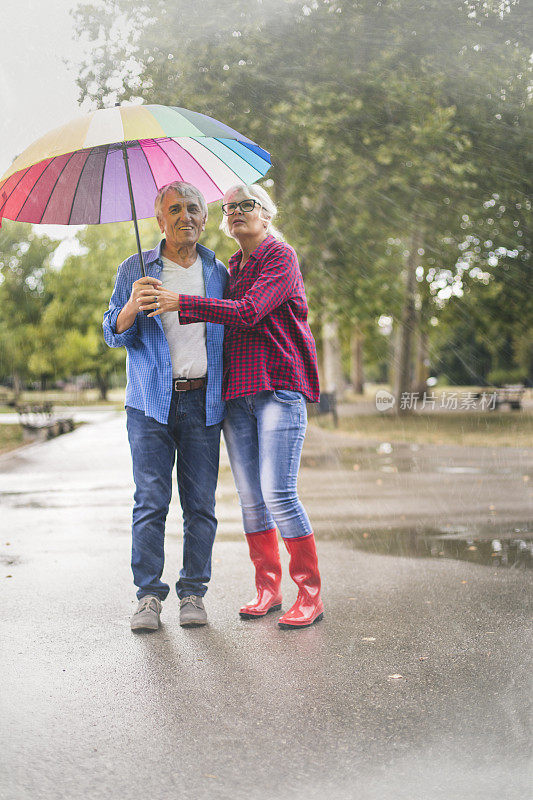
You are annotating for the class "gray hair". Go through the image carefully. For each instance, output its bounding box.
[219,183,284,241]
[154,181,208,220]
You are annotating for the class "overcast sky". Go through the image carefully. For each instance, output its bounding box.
[0,0,87,173]
[1,0,90,252]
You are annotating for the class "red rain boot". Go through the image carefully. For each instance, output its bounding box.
[239,528,283,618]
[277,533,324,628]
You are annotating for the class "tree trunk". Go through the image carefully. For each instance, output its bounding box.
[350,329,365,394]
[13,372,22,404]
[394,228,422,415]
[388,319,400,393]
[415,327,430,396]
[322,319,343,394]
[95,371,108,401]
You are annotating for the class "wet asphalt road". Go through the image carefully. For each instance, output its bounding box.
[0,411,531,800]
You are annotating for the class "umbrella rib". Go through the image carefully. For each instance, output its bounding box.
[174,139,223,196]
[0,169,31,218]
[68,149,93,225]
[16,159,54,222]
[13,162,52,223]
[97,145,109,224]
[34,152,77,224]
[239,140,272,164]
[139,141,160,198]
[211,138,264,180]
[149,139,184,185]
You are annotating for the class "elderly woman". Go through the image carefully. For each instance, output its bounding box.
[142,184,323,629]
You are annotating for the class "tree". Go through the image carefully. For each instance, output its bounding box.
[0,222,58,397]
[70,0,531,400]
[33,219,161,398]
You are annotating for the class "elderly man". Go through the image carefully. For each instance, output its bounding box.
[103,181,227,630]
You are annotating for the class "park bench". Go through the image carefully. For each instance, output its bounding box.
[475,384,526,411]
[16,403,75,441]
[493,385,526,410]
[307,391,338,427]
[475,383,526,411]
[0,387,16,407]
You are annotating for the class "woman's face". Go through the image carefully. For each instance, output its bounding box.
[225,189,268,241]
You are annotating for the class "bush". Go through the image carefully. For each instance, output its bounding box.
[487,368,526,387]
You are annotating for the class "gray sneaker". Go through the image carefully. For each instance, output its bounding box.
[180,595,207,627]
[130,595,162,631]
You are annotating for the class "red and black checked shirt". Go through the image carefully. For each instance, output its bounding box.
[178,235,320,402]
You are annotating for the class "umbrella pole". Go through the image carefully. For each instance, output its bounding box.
[121,144,146,278]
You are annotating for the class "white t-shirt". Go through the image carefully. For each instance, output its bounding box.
[160,253,207,379]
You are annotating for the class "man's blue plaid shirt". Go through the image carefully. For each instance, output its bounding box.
[103,240,227,426]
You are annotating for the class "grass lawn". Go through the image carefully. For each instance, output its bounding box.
[322,411,533,448]
[0,424,24,454]
[0,388,127,407]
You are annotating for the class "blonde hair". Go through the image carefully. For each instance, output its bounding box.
[219,183,284,241]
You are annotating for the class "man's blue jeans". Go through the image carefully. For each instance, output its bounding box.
[223,390,312,539]
[126,388,221,601]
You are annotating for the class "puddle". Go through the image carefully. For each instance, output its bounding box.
[340,526,533,569]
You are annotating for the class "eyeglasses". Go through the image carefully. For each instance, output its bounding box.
[221,199,261,216]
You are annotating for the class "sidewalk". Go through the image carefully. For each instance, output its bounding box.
[0,411,531,800]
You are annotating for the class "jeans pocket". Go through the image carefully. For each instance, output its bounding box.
[272,390,303,405]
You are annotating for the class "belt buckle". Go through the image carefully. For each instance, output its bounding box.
[174,378,189,392]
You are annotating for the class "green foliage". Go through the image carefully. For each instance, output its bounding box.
[0,0,528,392]
[34,220,162,396]
[488,367,528,386]
[68,0,531,384]
[0,218,168,396]
[0,222,57,388]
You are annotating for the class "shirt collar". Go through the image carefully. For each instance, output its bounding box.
[143,240,164,266]
[228,234,277,270]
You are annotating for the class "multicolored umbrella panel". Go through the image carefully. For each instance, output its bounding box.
[0,104,271,226]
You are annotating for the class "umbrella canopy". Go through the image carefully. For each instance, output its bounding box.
[0,104,271,226]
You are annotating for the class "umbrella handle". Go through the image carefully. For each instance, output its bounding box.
[122,144,147,279]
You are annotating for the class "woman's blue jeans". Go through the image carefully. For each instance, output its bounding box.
[126,388,221,601]
[223,390,312,539]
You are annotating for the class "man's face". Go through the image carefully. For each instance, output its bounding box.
[157,190,206,248]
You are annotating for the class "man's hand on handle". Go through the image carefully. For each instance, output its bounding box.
[115,276,163,333]
[137,283,180,317]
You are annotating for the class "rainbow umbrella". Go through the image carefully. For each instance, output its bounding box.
[0,104,271,274]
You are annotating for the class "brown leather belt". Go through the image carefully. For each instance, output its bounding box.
[173,377,206,392]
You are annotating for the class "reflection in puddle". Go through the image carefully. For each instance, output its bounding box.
[301,439,532,568]
[344,528,533,569]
